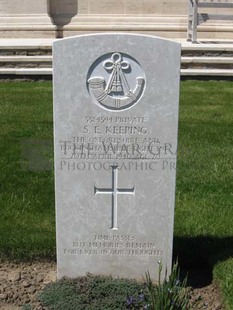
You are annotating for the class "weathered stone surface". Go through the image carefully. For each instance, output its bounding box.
[53,33,181,281]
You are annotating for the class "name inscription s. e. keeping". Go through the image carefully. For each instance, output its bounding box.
[58,115,177,171]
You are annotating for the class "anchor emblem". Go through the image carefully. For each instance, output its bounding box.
[87,52,145,111]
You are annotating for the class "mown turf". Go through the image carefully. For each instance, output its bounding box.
[0,82,55,260]
[175,81,233,309]
[0,81,232,308]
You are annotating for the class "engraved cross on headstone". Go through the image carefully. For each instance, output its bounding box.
[94,166,135,230]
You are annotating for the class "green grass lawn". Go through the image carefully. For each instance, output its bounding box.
[0,82,55,260]
[0,81,232,309]
[176,81,233,309]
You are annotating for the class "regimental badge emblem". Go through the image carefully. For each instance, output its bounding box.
[87,52,146,111]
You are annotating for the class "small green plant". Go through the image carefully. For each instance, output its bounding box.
[21,305,33,310]
[38,263,192,310]
[144,260,191,310]
[38,274,145,310]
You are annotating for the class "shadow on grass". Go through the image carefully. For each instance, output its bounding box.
[173,236,233,288]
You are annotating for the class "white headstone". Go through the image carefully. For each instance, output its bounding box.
[53,33,181,281]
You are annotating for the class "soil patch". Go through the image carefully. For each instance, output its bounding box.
[0,261,225,309]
